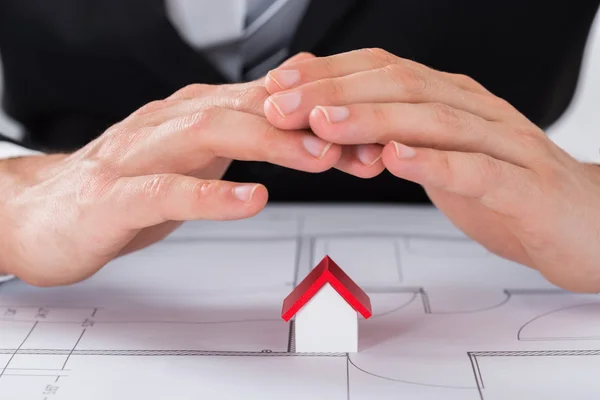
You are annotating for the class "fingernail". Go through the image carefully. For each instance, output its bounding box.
[357,145,382,166]
[393,141,416,158]
[316,106,350,123]
[233,184,258,202]
[268,70,300,89]
[303,135,333,159]
[268,92,301,117]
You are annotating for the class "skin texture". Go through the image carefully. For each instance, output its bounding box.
[0,53,383,287]
[264,48,600,293]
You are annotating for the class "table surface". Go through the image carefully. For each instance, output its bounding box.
[0,204,598,400]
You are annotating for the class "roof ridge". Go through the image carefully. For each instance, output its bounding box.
[281,255,372,321]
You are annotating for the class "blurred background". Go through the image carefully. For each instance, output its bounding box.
[1,9,598,164]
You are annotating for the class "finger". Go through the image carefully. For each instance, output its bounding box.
[264,65,516,131]
[214,53,317,109]
[133,101,383,179]
[279,52,317,67]
[132,85,271,131]
[165,80,263,104]
[128,83,274,130]
[333,144,385,179]
[107,175,268,230]
[308,103,539,168]
[142,53,318,124]
[265,48,490,95]
[168,52,317,102]
[380,141,539,217]
[120,106,342,176]
[141,55,318,123]
[219,52,318,90]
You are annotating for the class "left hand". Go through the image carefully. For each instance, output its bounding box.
[262,48,600,293]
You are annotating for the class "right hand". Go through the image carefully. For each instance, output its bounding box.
[0,54,357,287]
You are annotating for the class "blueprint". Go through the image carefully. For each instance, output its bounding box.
[1,204,599,399]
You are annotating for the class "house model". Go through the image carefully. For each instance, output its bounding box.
[281,255,372,353]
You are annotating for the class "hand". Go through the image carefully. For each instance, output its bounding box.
[0,54,345,287]
[263,48,600,293]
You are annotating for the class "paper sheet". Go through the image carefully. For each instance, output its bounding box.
[1,204,599,399]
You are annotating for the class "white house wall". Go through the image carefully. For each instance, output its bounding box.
[295,283,358,353]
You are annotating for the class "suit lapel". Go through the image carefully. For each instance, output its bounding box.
[290,0,360,54]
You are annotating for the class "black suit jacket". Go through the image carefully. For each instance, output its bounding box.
[1,0,599,202]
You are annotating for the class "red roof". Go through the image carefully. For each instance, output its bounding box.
[281,255,372,322]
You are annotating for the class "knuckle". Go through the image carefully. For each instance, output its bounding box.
[316,78,346,103]
[429,103,461,128]
[433,151,456,189]
[317,56,338,76]
[284,51,316,66]
[512,125,550,152]
[513,124,543,139]
[183,83,211,97]
[78,163,119,201]
[133,99,169,116]
[244,86,268,102]
[257,124,280,159]
[173,83,211,99]
[144,175,178,200]
[490,96,515,112]
[474,153,500,179]
[178,107,223,156]
[371,105,391,128]
[190,105,221,129]
[437,151,452,176]
[450,73,483,90]
[458,153,501,199]
[382,64,427,96]
[510,125,567,186]
[192,179,223,201]
[365,47,396,65]
[295,51,314,59]
[233,86,268,113]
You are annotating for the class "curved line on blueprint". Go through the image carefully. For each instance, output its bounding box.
[369,292,418,320]
[347,356,476,390]
[517,301,600,341]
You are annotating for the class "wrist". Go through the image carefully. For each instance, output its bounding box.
[0,153,67,188]
[0,153,68,275]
